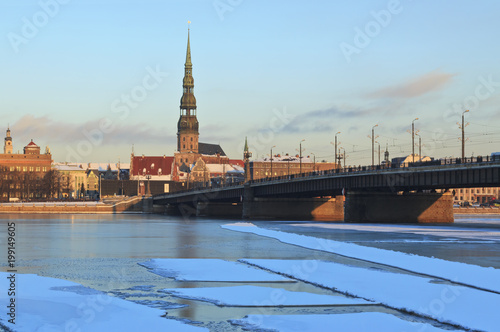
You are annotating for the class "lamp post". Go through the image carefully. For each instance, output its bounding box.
[299,139,305,174]
[377,142,381,165]
[311,152,316,173]
[136,172,139,196]
[270,145,276,179]
[339,147,346,169]
[334,131,341,167]
[144,166,152,197]
[371,124,378,167]
[461,110,469,162]
[415,133,421,161]
[412,118,419,163]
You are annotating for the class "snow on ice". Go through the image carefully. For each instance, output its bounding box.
[222,223,500,293]
[231,312,459,332]
[139,258,292,282]
[161,285,373,307]
[0,272,206,332]
[241,259,500,331]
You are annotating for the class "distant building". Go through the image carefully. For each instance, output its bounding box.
[250,154,338,181]
[53,164,87,199]
[86,169,99,199]
[391,154,432,167]
[453,187,500,205]
[0,128,52,200]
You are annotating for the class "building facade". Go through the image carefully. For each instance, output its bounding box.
[0,129,52,200]
[453,187,500,205]
[250,154,338,181]
[54,164,87,199]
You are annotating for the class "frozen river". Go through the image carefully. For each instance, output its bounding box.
[1,213,500,331]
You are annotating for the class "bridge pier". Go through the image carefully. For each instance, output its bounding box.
[196,202,243,218]
[344,191,454,223]
[243,186,343,220]
[142,197,153,213]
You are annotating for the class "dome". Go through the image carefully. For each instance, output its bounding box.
[180,94,197,108]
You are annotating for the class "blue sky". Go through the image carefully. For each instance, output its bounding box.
[1,0,500,165]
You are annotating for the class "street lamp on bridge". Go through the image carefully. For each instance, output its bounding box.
[339,147,346,168]
[459,110,470,162]
[299,139,305,174]
[334,131,341,167]
[369,124,378,167]
[412,118,419,163]
[270,145,276,179]
[415,132,422,161]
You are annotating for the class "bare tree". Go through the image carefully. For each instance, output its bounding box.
[41,170,62,199]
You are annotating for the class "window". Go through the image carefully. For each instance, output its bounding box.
[29,167,34,172]
[191,137,193,141]
[10,167,14,171]
[16,166,21,172]
[190,144,193,149]
[183,144,186,149]
[36,167,40,172]
[43,167,46,172]
[183,137,186,141]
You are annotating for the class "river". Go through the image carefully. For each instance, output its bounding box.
[1,213,499,331]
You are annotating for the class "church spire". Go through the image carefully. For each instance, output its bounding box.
[185,23,192,67]
[177,24,199,153]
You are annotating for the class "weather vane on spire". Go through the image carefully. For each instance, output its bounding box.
[188,20,191,30]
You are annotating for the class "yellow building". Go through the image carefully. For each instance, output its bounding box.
[54,164,87,199]
[453,187,500,205]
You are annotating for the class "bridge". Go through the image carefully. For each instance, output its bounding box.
[152,157,500,223]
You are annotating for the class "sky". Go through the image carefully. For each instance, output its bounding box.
[1,0,500,165]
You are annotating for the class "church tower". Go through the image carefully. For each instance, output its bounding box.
[177,26,199,154]
[4,127,13,154]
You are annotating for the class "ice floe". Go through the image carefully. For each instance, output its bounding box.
[222,223,500,293]
[241,259,499,331]
[161,285,373,307]
[0,272,206,331]
[288,223,500,242]
[231,312,458,332]
[139,258,292,282]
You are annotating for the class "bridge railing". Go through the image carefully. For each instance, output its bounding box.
[156,154,498,197]
[248,155,497,185]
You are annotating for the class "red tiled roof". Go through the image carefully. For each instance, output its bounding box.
[26,141,38,147]
[131,156,174,176]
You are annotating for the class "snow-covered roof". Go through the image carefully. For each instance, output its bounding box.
[205,164,242,174]
[53,165,85,172]
[392,155,432,165]
[53,162,129,172]
[88,163,117,171]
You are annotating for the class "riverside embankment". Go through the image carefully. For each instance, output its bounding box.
[0,196,145,214]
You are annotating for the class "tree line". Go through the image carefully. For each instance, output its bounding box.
[0,168,74,201]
